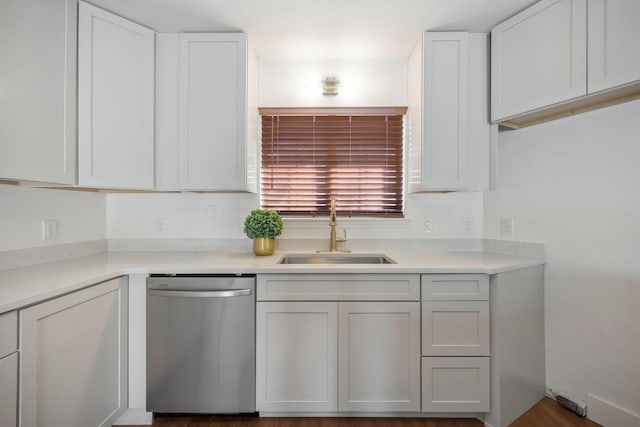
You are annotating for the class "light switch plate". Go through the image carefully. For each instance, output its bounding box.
[500,217,514,237]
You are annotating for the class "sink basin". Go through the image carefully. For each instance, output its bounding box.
[278,254,395,265]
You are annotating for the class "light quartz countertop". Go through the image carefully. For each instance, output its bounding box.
[0,250,544,314]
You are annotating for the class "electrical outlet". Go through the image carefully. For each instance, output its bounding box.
[42,220,58,240]
[154,218,166,234]
[424,219,433,234]
[500,217,514,237]
[462,217,474,234]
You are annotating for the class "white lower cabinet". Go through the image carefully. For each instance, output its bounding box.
[256,302,338,412]
[421,357,490,412]
[338,302,420,412]
[256,274,421,414]
[421,274,491,413]
[0,310,18,427]
[20,276,128,427]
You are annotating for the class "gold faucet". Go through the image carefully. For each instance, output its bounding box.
[318,196,350,253]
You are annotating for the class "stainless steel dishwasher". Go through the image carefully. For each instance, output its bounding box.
[146,274,256,414]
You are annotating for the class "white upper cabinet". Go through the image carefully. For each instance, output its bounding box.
[408,32,490,192]
[588,0,640,93]
[491,0,640,128]
[491,0,588,122]
[0,0,77,184]
[78,2,155,189]
[176,33,255,191]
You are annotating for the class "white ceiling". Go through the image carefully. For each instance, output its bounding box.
[86,0,537,60]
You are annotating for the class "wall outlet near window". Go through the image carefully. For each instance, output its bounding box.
[154,217,166,234]
[462,217,474,234]
[500,217,514,237]
[42,219,58,241]
[424,219,433,234]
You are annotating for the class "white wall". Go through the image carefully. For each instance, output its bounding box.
[108,57,484,241]
[484,100,640,416]
[258,59,407,107]
[0,184,106,251]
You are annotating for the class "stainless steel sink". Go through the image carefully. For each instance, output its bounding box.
[278,254,395,265]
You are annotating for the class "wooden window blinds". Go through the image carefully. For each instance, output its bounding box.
[259,107,406,217]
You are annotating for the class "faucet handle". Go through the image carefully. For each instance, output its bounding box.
[337,227,348,243]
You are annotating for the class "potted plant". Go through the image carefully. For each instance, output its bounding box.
[243,209,283,256]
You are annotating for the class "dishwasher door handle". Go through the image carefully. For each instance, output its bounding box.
[148,289,252,298]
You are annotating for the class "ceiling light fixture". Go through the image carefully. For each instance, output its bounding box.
[322,76,340,96]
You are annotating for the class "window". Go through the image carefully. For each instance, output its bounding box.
[260,107,406,218]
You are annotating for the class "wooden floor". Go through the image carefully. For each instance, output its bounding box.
[125,398,602,427]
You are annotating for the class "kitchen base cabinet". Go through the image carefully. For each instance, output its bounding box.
[338,302,420,412]
[256,302,338,413]
[0,310,18,427]
[20,276,128,427]
[0,353,18,427]
[256,274,420,414]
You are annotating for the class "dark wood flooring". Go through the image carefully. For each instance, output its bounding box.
[123,398,603,427]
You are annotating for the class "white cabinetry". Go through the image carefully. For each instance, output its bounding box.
[20,276,128,427]
[491,0,587,122]
[492,0,640,128]
[0,311,18,427]
[338,302,420,412]
[588,0,640,92]
[78,2,155,189]
[421,274,490,413]
[0,0,76,184]
[256,302,338,412]
[156,33,257,191]
[256,274,420,414]
[408,32,490,192]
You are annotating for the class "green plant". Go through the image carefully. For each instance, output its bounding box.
[243,209,283,239]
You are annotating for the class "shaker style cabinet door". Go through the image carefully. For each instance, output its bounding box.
[588,0,640,93]
[491,0,587,121]
[178,33,248,191]
[78,1,155,189]
[338,302,421,412]
[0,0,77,184]
[421,32,468,191]
[256,302,338,412]
[20,277,128,427]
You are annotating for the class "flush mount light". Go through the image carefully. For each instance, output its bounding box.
[322,76,340,96]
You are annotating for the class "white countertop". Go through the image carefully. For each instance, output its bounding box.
[0,250,544,314]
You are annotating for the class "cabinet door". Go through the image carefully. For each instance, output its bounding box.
[0,353,18,427]
[422,32,468,190]
[0,0,76,184]
[491,0,587,121]
[179,33,248,191]
[338,302,420,412]
[588,0,640,93]
[422,357,490,412]
[20,277,128,427]
[78,2,155,189]
[256,302,338,412]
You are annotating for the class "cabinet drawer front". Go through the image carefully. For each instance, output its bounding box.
[422,301,489,356]
[422,274,488,300]
[257,274,420,301]
[0,311,17,358]
[421,357,490,413]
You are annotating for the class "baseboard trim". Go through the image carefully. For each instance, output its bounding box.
[113,408,153,425]
[587,393,640,427]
